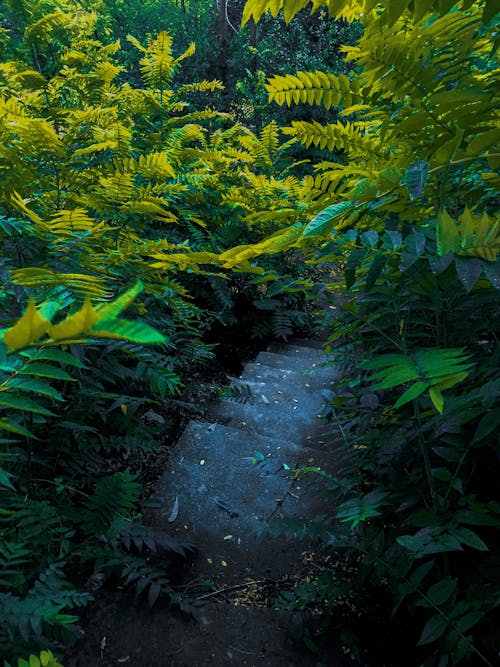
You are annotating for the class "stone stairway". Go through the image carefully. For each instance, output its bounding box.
[142,340,344,665]
[66,340,345,667]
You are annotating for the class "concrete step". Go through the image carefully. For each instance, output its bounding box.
[239,361,336,393]
[149,420,297,530]
[147,420,337,584]
[282,334,329,349]
[267,340,328,356]
[255,349,335,376]
[212,383,334,451]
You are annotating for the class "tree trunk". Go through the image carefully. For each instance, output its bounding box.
[216,0,228,87]
[249,18,259,73]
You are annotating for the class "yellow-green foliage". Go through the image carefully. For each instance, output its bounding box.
[0,5,307,304]
[236,0,499,257]
[237,2,500,664]
[242,0,498,26]
[1,281,165,353]
[11,650,62,667]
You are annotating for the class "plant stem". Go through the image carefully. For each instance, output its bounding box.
[413,398,436,509]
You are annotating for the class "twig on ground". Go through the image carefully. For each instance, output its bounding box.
[195,578,274,601]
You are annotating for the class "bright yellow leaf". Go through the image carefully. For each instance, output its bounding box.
[48,299,99,341]
[3,299,50,351]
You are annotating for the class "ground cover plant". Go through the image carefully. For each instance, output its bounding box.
[238,0,499,664]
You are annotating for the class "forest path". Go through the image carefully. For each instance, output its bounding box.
[150,340,340,588]
[66,339,347,667]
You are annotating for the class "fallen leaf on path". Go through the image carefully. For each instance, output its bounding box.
[168,496,179,523]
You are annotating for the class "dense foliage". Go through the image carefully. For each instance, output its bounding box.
[0,0,498,665]
[238,0,499,664]
[0,2,321,662]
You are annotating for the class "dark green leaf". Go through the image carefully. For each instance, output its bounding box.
[5,377,64,401]
[455,611,483,633]
[148,582,161,607]
[0,394,56,416]
[421,533,462,555]
[483,261,500,289]
[383,230,402,250]
[365,252,388,292]
[345,248,368,288]
[0,418,37,439]
[32,348,87,369]
[427,578,457,605]
[428,252,454,275]
[474,408,500,442]
[417,614,448,645]
[0,466,15,490]
[405,160,429,200]
[394,381,429,408]
[431,467,451,481]
[453,526,488,551]
[455,509,499,526]
[360,230,379,248]
[397,534,424,552]
[351,178,377,201]
[18,362,74,381]
[409,560,435,586]
[400,230,426,271]
[455,257,483,292]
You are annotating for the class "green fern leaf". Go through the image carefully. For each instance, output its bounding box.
[266,70,362,109]
[0,394,56,416]
[4,377,64,401]
[25,348,87,369]
[91,318,168,344]
[0,418,37,439]
[94,281,144,321]
[0,466,15,490]
[17,362,75,382]
[85,471,140,533]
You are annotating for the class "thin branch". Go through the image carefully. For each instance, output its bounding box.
[195,578,274,601]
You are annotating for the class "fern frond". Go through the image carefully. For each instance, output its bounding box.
[136,32,175,89]
[266,70,362,109]
[10,268,112,300]
[219,382,255,404]
[164,125,207,165]
[119,152,176,180]
[242,0,495,27]
[176,80,224,95]
[49,208,99,234]
[84,471,140,533]
[24,11,68,47]
[94,173,135,206]
[166,109,227,126]
[437,208,500,262]
[283,120,386,159]
[218,225,302,269]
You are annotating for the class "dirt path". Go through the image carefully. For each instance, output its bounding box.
[65,340,347,667]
